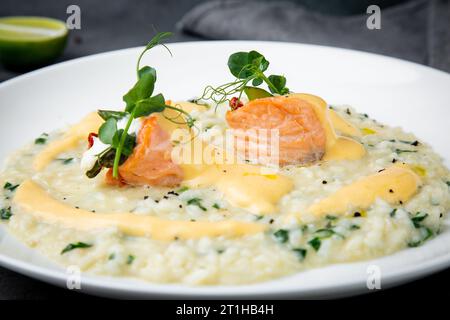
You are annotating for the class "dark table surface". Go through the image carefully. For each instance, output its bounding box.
[0,0,448,300]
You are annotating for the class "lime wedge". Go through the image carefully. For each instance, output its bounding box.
[0,16,68,70]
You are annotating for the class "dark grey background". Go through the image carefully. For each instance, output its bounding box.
[0,0,448,300]
[178,0,450,72]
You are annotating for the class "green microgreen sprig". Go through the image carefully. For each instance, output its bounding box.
[86,32,195,180]
[199,50,290,109]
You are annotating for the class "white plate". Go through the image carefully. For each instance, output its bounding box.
[0,41,449,299]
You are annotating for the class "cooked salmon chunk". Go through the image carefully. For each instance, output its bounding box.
[226,96,326,166]
[106,116,183,187]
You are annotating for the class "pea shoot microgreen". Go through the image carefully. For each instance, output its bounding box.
[85,32,195,180]
[199,50,290,108]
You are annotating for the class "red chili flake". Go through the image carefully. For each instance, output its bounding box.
[87,132,98,148]
[229,97,243,110]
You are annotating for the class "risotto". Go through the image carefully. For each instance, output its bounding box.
[0,35,449,285]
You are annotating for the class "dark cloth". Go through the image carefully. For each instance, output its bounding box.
[179,0,450,72]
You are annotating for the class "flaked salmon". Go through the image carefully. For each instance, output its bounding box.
[226,96,326,166]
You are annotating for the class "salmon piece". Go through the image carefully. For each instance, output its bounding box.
[226,96,326,166]
[106,116,183,187]
[105,168,126,187]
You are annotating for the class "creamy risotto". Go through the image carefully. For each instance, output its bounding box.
[0,35,449,285]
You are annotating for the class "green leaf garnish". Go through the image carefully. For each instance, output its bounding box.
[78,32,195,180]
[136,32,173,77]
[187,198,207,211]
[408,227,433,247]
[292,248,307,261]
[61,242,92,254]
[100,148,126,168]
[267,75,289,95]
[411,212,428,228]
[252,78,263,86]
[394,139,419,146]
[308,237,321,251]
[57,158,74,165]
[126,254,135,265]
[123,67,157,113]
[133,93,166,118]
[389,208,397,218]
[228,51,269,78]
[112,130,136,157]
[314,228,343,239]
[85,147,125,178]
[176,186,189,193]
[34,133,48,144]
[200,50,289,108]
[3,182,19,192]
[86,160,102,178]
[243,86,272,100]
[407,212,434,247]
[112,113,135,178]
[107,32,194,179]
[0,207,12,220]
[98,117,117,145]
[395,149,418,154]
[97,110,127,121]
[307,226,344,251]
[138,65,157,80]
[273,229,289,243]
[313,229,335,238]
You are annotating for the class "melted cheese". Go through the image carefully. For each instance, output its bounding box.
[13,180,266,241]
[308,164,421,216]
[288,93,365,161]
[33,112,103,171]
